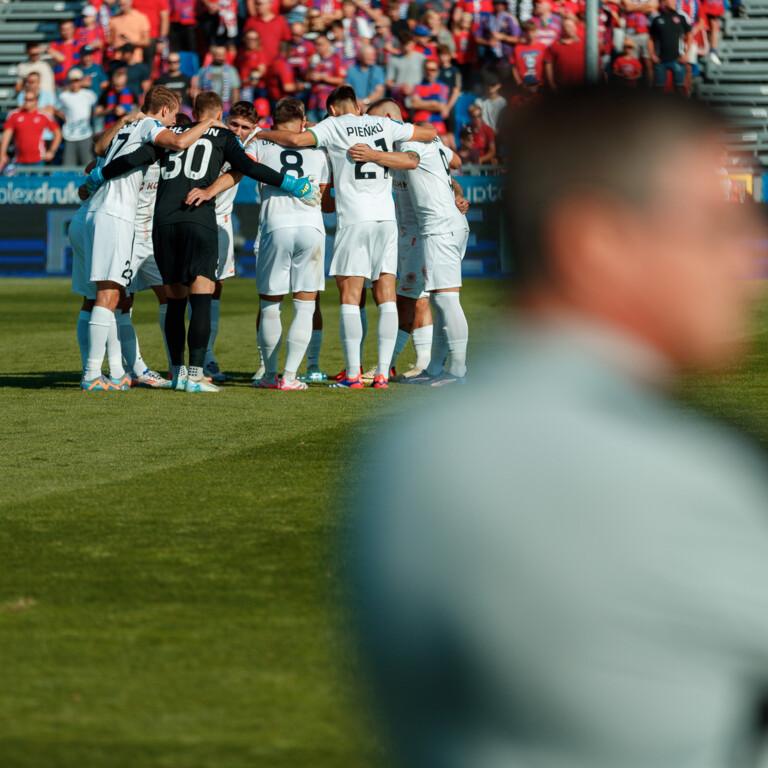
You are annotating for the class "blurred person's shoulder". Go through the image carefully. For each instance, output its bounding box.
[375,323,768,517]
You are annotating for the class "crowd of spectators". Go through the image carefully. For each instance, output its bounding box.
[0,0,731,172]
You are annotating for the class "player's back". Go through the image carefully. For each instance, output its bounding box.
[254,139,330,234]
[91,116,167,221]
[401,137,467,236]
[155,124,243,230]
[308,113,415,227]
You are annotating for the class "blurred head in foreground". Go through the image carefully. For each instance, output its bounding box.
[351,88,768,768]
[505,86,762,372]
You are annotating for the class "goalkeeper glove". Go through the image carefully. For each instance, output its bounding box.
[280,173,321,207]
[84,166,105,196]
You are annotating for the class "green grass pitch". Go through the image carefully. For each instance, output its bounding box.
[0,276,509,768]
[2,276,768,768]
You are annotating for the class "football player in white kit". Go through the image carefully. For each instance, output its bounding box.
[257,85,437,389]
[388,156,434,379]
[387,151,470,379]
[118,158,172,387]
[72,121,122,379]
[251,97,331,390]
[348,114,470,385]
[78,85,221,391]
[72,111,166,387]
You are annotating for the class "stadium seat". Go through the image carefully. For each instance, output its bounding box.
[178,51,200,79]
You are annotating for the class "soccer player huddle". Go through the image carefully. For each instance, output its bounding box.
[72,82,470,392]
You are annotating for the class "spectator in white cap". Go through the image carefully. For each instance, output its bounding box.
[56,68,97,166]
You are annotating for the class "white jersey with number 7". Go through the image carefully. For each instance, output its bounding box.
[308,114,416,228]
[90,116,167,222]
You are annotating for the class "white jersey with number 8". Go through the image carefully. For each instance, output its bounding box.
[90,116,167,222]
[252,139,330,235]
[308,114,415,227]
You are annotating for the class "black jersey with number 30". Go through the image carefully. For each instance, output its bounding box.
[154,124,284,230]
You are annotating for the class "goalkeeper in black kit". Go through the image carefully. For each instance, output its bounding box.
[85,91,321,392]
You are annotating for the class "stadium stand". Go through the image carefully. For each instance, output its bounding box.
[0,2,80,120]
[697,0,768,169]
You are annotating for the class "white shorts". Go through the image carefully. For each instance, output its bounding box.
[423,229,469,291]
[396,232,428,299]
[217,215,236,281]
[129,232,163,292]
[85,210,136,288]
[329,220,397,281]
[256,226,325,295]
[70,208,96,300]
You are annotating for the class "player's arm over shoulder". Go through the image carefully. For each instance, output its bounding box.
[223,130,287,188]
[258,128,317,148]
[400,120,437,144]
[153,117,219,151]
[347,140,419,169]
[93,111,141,157]
[101,142,162,181]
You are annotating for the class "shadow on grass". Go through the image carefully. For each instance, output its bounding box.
[0,371,81,389]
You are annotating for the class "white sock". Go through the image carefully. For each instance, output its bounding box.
[390,328,410,369]
[159,304,172,373]
[340,303,362,377]
[412,324,433,370]
[106,313,125,379]
[284,299,314,381]
[425,295,447,377]
[434,292,468,377]
[377,301,398,377]
[188,365,204,381]
[84,306,113,380]
[258,300,282,376]
[359,305,367,361]
[77,310,91,372]
[116,308,147,377]
[307,329,322,369]
[205,298,220,367]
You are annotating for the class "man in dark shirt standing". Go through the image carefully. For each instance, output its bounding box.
[154,52,192,108]
[648,0,691,94]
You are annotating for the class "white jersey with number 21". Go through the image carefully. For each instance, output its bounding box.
[308,114,415,228]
